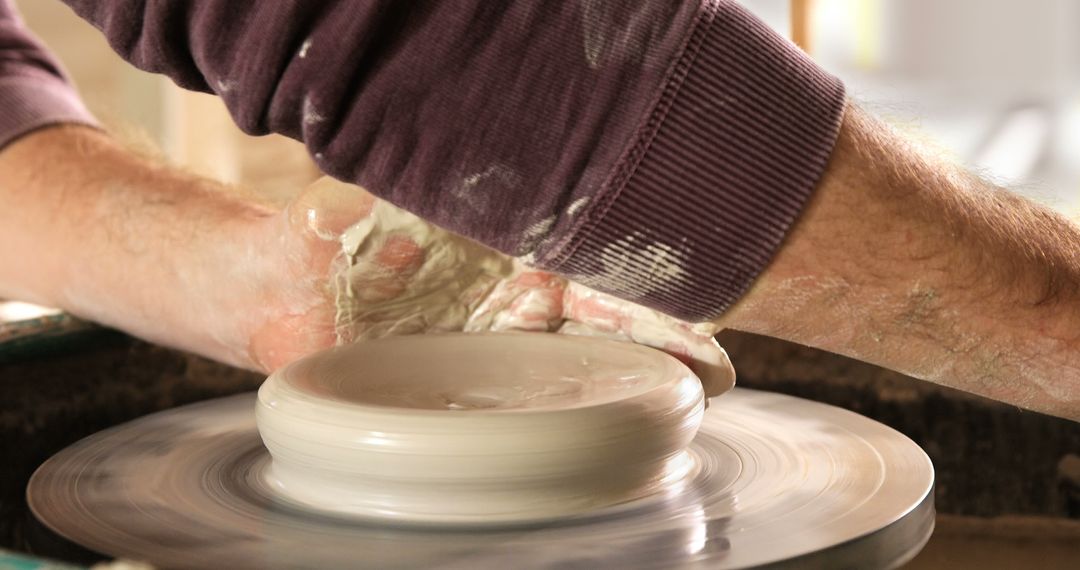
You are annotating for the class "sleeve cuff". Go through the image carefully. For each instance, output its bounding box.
[540,1,846,322]
[0,76,100,150]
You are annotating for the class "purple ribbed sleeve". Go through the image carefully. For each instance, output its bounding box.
[60,0,844,321]
[0,0,97,150]
[542,2,846,319]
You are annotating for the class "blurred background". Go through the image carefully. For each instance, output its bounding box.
[4,2,1080,568]
[747,0,1080,218]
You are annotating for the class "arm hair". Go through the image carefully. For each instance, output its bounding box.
[720,106,1080,420]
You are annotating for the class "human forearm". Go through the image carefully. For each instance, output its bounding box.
[0,125,273,366]
[720,106,1080,419]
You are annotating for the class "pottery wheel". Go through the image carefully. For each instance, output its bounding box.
[28,388,934,569]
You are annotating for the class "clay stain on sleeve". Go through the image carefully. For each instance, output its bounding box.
[580,0,657,68]
[452,164,521,212]
[303,96,326,125]
[216,79,236,94]
[567,197,590,217]
[519,216,557,254]
[579,232,689,299]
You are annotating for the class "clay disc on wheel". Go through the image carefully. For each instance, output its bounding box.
[29,388,934,569]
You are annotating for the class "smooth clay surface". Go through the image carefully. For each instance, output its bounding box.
[255,333,709,524]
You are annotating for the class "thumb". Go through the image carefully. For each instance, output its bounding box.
[559,284,736,398]
[286,176,377,242]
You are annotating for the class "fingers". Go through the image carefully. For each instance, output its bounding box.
[247,176,528,370]
[562,283,736,398]
[464,269,566,332]
[301,178,520,341]
[248,305,339,372]
[349,234,427,303]
[275,177,380,280]
[554,320,629,342]
[287,177,377,241]
[558,288,630,334]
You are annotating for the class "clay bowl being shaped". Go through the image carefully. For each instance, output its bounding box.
[256,332,708,524]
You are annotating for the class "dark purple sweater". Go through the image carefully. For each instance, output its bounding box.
[0,0,845,322]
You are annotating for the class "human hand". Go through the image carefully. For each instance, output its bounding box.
[0,126,731,396]
[242,177,735,396]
